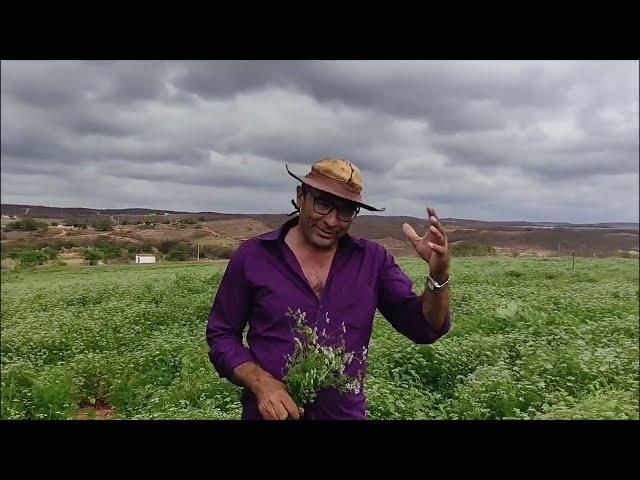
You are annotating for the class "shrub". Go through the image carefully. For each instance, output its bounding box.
[204,245,235,259]
[94,218,114,231]
[4,218,48,232]
[165,243,191,261]
[67,218,89,229]
[83,248,103,265]
[127,245,142,254]
[42,247,59,261]
[100,245,122,260]
[159,241,179,254]
[18,250,48,267]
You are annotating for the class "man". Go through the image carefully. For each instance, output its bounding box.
[206,157,451,420]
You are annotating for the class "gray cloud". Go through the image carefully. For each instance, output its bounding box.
[1,60,638,223]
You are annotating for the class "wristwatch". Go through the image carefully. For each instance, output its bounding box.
[427,273,450,293]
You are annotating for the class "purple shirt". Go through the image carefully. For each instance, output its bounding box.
[205,216,451,420]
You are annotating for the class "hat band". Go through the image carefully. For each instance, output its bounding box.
[306,169,362,198]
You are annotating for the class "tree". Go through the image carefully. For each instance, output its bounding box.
[214,246,234,259]
[159,240,178,254]
[165,243,191,261]
[127,244,141,254]
[100,245,121,260]
[95,218,114,231]
[83,248,103,265]
[20,218,42,231]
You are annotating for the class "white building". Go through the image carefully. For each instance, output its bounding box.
[135,253,156,264]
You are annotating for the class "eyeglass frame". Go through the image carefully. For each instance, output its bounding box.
[301,185,360,222]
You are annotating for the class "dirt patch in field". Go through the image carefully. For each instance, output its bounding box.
[123,224,196,242]
[58,252,88,266]
[492,245,551,256]
[31,217,67,224]
[204,219,272,240]
[1,258,18,270]
[3,231,33,241]
[74,400,116,420]
[192,236,239,247]
[374,236,407,248]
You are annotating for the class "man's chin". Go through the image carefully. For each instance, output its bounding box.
[311,232,337,248]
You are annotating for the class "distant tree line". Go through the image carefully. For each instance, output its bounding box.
[3,218,48,232]
[449,242,497,257]
[159,240,234,261]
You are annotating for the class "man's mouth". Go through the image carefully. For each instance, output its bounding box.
[315,226,337,238]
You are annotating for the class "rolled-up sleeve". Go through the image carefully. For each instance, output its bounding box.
[206,243,255,380]
[377,249,451,344]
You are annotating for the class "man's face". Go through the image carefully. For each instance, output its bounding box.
[297,185,359,249]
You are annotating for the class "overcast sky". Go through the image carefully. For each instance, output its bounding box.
[1,60,638,223]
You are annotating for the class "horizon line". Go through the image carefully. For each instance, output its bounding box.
[1,202,638,226]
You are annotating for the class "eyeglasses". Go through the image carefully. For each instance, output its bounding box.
[304,187,360,222]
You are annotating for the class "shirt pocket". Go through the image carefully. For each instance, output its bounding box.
[329,286,375,345]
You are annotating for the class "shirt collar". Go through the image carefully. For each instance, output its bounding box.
[258,215,363,250]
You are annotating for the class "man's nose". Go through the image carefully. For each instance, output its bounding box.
[323,208,340,227]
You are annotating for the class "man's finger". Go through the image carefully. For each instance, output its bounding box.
[402,223,422,245]
[428,242,447,254]
[429,225,445,244]
[260,404,277,420]
[429,215,443,232]
[282,396,300,420]
[273,402,289,420]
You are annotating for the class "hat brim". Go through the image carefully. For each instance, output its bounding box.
[286,163,385,212]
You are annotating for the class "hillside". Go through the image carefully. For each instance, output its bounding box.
[1,204,638,259]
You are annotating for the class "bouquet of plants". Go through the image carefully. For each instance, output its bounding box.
[282,307,368,413]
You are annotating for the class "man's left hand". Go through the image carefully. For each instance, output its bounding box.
[402,207,450,281]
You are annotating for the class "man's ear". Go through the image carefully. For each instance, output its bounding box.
[287,187,303,217]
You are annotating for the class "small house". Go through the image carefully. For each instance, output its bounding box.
[135,253,156,264]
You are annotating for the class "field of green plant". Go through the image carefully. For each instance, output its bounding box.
[1,256,638,420]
